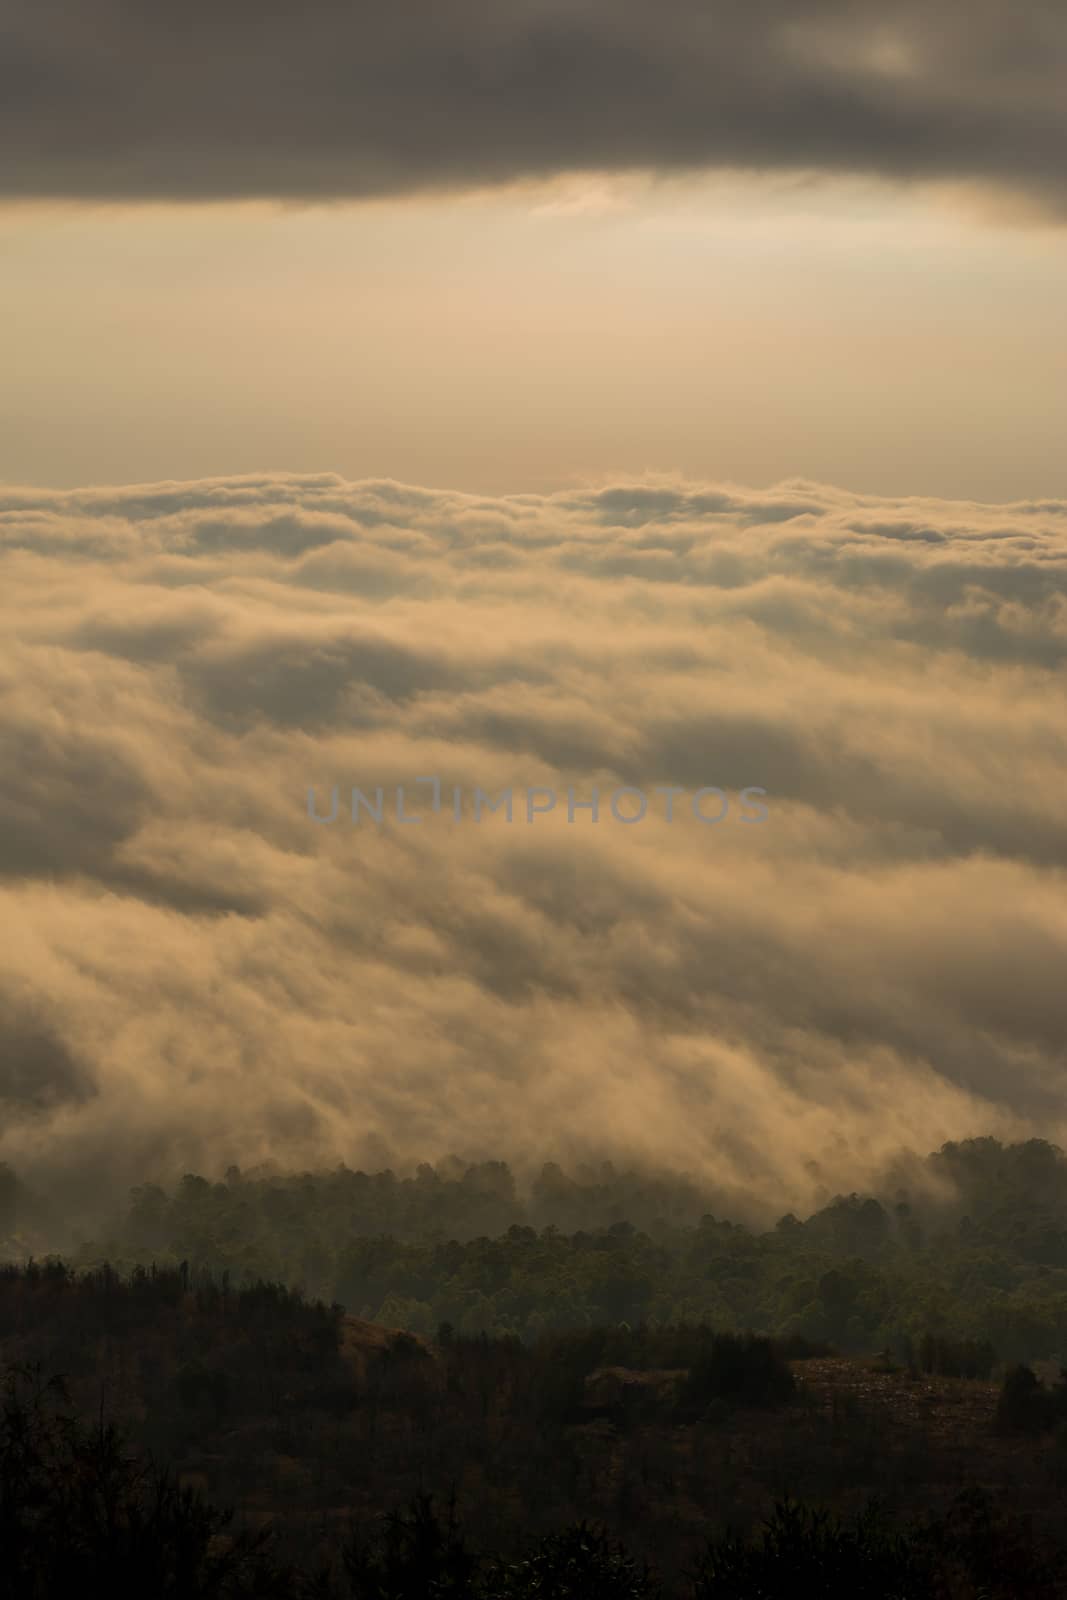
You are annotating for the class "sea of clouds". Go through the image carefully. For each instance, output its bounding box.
[2,472,1066,1220]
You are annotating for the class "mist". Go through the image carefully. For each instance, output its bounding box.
[1,471,1065,1232]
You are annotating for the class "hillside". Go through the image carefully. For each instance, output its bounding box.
[2,1260,1067,1594]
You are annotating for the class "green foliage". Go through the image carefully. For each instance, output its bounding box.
[33,1137,1067,1363]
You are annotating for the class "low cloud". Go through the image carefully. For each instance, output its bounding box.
[1,470,1066,1219]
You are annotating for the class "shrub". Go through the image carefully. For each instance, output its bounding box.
[690,1499,932,1599]
[342,1492,479,1598]
[994,1364,1067,1434]
[486,1524,658,1600]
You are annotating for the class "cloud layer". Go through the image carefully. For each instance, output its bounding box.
[1,470,1066,1219]
[2,2,1066,210]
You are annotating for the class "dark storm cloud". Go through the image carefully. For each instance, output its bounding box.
[1,1,1066,207]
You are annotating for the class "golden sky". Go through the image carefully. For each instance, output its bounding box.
[3,175,1065,502]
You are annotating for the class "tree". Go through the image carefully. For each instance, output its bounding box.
[0,1363,298,1597]
[342,1492,479,1599]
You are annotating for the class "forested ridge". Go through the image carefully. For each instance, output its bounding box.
[1,1264,1066,1597]
[6,1138,1067,1593]
[6,1137,1067,1359]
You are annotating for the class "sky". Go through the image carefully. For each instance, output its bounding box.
[1,2,1065,1222]
[2,1,1066,499]
[2,178,1066,501]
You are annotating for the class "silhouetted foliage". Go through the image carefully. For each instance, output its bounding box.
[0,1362,1063,1599]
[918,1333,996,1380]
[343,1491,479,1598]
[0,1363,299,1598]
[676,1334,796,1418]
[995,1363,1067,1434]
[690,1500,931,1599]
[486,1523,658,1599]
[8,1137,1067,1593]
